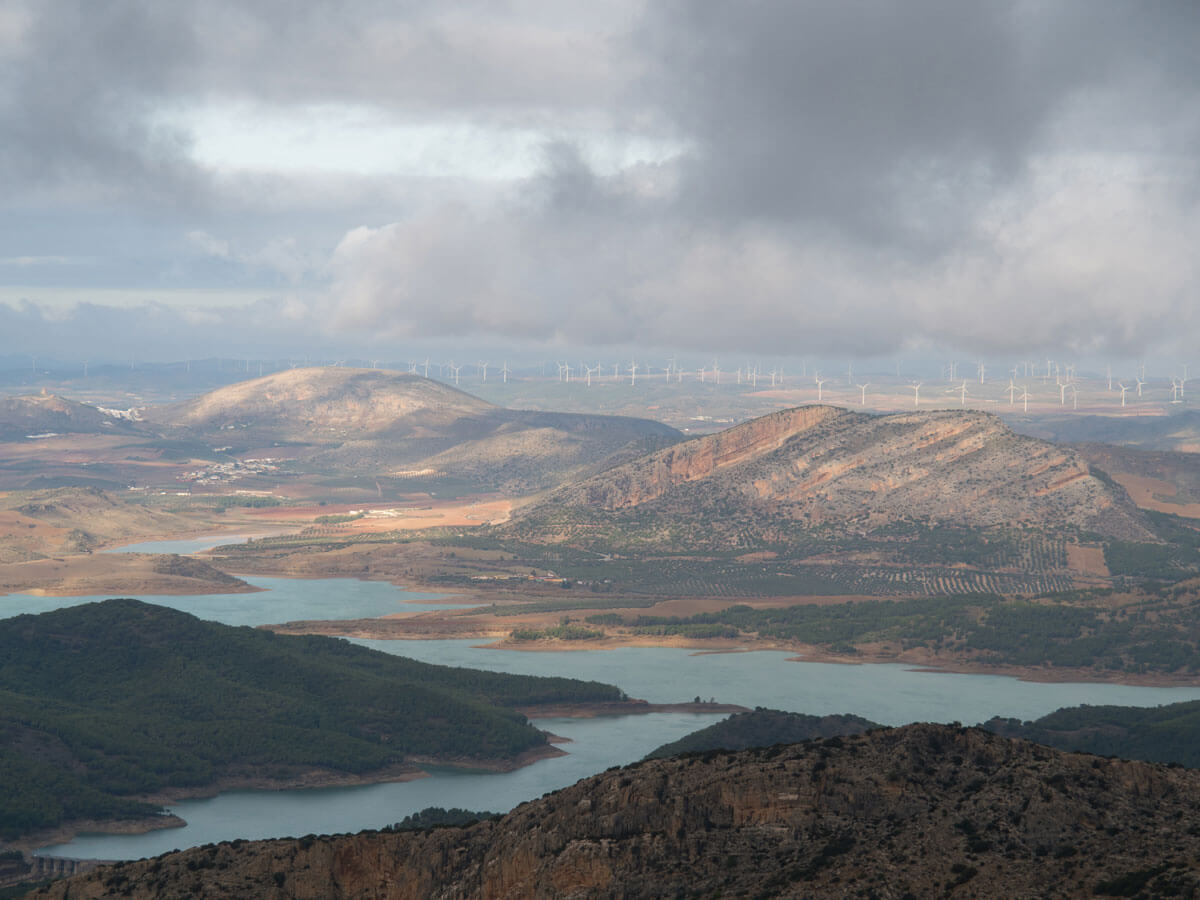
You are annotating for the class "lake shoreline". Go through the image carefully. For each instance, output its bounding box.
[284,618,1200,688]
[521,700,748,718]
[13,742,573,856]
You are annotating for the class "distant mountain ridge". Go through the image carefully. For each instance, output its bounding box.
[150,367,681,491]
[154,367,493,439]
[0,394,136,440]
[511,405,1153,543]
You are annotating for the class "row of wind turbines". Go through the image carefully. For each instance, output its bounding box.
[819,358,1191,413]
[421,357,804,388]
[410,355,1192,413]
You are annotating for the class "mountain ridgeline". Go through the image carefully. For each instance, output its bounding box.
[0,600,624,840]
[32,724,1200,898]
[509,405,1153,547]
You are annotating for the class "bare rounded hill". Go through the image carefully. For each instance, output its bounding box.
[152,368,681,491]
[154,367,494,439]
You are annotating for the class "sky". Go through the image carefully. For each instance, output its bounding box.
[1,1,1198,363]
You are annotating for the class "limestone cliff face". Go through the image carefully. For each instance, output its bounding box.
[527,406,1152,540]
[35,724,1200,899]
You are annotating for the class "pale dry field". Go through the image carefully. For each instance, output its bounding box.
[1106,471,1200,519]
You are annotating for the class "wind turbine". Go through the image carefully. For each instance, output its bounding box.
[814,375,828,403]
[423,358,430,378]
[1059,380,1069,406]
[1006,379,1017,407]
[1118,382,1128,407]
[712,360,721,385]
[629,361,638,386]
[908,383,922,408]
[450,363,462,385]
[1020,386,1030,413]
[500,362,510,383]
[855,382,870,406]
[1106,364,1113,391]
[957,380,968,406]
[1135,375,1145,397]
[477,361,489,383]
[977,361,986,384]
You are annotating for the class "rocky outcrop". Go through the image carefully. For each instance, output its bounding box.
[33,723,1200,898]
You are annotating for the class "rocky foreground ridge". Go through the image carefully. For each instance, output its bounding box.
[34,724,1200,898]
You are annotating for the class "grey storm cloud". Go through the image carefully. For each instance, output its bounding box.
[2,0,1199,359]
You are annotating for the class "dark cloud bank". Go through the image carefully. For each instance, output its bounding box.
[2,1,1198,360]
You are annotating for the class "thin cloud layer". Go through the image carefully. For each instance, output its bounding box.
[1,0,1198,359]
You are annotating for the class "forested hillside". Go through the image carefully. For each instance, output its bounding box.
[645,708,878,759]
[0,600,624,839]
[984,699,1200,768]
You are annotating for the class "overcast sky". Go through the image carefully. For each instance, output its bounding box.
[2,0,1198,363]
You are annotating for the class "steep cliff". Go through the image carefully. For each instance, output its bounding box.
[34,724,1200,898]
